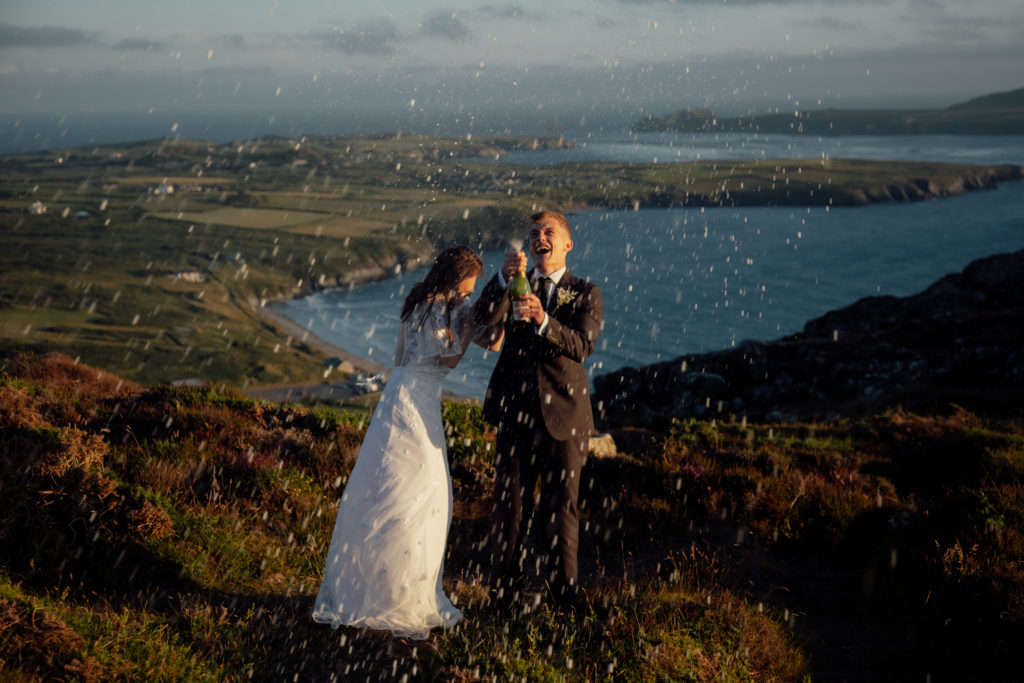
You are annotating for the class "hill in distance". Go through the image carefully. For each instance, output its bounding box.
[634,86,1024,136]
[948,86,1024,110]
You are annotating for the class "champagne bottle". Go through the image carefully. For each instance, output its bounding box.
[509,267,531,321]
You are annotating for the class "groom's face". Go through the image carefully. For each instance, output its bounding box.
[528,216,572,274]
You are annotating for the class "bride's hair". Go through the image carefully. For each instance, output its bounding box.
[401,246,483,322]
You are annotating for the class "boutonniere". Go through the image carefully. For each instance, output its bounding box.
[555,285,575,307]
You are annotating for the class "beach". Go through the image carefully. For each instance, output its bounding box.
[244,297,385,403]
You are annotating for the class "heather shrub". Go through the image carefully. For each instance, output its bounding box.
[5,352,141,427]
[0,382,47,428]
[120,438,209,503]
[299,431,362,486]
[125,499,175,540]
[35,426,108,478]
[103,384,361,484]
[0,423,109,565]
[0,596,93,680]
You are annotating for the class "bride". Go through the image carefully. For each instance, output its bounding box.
[312,246,498,639]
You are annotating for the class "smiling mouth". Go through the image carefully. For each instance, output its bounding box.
[535,246,551,255]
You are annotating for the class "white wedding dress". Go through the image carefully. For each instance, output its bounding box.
[312,298,472,639]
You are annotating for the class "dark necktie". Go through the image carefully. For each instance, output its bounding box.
[535,276,551,311]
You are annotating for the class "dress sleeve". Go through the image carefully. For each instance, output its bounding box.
[403,301,457,361]
[404,299,475,364]
[451,297,481,355]
[430,300,467,359]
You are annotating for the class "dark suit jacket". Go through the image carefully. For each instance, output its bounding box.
[476,268,603,441]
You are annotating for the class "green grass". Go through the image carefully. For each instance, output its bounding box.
[428,575,808,681]
[0,572,227,681]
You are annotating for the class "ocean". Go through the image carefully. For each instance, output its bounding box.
[276,133,1024,400]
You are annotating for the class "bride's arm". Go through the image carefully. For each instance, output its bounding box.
[439,326,467,368]
[468,299,503,351]
[439,298,486,368]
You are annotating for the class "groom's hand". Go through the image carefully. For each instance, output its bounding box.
[502,250,527,280]
[516,293,545,326]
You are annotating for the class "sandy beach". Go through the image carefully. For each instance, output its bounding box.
[245,297,386,403]
[259,299,383,373]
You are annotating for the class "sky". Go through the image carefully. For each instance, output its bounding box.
[1,0,1023,140]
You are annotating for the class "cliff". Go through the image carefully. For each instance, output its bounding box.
[593,249,1024,426]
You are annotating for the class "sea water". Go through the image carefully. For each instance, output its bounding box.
[280,176,1024,400]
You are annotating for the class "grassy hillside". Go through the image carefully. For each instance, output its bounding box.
[1,353,1021,681]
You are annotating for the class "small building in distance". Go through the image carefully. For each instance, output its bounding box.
[175,269,206,283]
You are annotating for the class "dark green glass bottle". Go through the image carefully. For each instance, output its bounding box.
[509,268,531,321]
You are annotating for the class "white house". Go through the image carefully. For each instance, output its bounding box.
[175,270,206,283]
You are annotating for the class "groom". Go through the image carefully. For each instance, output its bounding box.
[475,210,603,614]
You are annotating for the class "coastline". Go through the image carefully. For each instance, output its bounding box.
[245,295,386,403]
[255,297,384,375]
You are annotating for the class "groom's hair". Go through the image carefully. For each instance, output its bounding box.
[531,210,571,239]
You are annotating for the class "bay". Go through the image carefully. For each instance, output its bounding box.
[278,134,1024,400]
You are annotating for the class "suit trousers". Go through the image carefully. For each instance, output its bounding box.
[488,404,586,607]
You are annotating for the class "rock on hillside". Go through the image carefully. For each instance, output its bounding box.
[593,249,1024,426]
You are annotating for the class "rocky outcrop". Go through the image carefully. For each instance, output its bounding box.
[593,249,1024,426]
[319,241,435,290]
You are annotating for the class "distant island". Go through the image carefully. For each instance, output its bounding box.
[633,86,1024,135]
